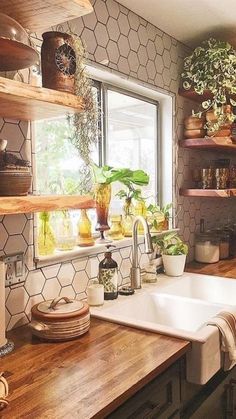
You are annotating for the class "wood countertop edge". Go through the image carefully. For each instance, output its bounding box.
[92,341,191,419]
[3,319,191,419]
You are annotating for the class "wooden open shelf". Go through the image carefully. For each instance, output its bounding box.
[179,87,236,104]
[180,188,236,198]
[0,195,95,215]
[0,0,93,32]
[180,137,236,152]
[0,76,84,120]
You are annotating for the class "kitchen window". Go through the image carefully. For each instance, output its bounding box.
[34,82,159,204]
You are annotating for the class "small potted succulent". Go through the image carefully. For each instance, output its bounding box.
[153,232,188,276]
[181,38,236,134]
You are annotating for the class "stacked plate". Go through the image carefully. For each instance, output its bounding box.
[30,297,90,341]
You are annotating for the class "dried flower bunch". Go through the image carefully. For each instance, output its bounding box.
[181,38,236,133]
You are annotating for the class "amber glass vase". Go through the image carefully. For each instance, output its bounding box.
[94,183,112,243]
[78,209,95,247]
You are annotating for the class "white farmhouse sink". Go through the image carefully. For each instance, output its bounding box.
[91,272,236,385]
[91,289,227,342]
[157,273,236,306]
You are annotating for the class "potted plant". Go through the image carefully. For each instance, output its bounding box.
[92,164,149,242]
[181,38,236,134]
[116,186,148,236]
[153,232,188,276]
[147,203,172,232]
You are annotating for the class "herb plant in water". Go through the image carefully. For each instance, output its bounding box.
[38,212,56,256]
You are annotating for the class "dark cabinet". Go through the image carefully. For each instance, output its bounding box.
[107,363,181,419]
[108,357,236,419]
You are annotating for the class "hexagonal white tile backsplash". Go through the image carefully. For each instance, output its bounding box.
[2,0,236,331]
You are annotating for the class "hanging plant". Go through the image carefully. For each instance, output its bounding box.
[181,38,236,133]
[55,24,99,193]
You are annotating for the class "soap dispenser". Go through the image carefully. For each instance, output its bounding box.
[99,245,118,300]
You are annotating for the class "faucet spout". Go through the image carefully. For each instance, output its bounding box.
[130,216,153,289]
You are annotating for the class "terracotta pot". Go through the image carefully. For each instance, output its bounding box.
[184,116,205,130]
[41,31,76,94]
[207,129,232,138]
[206,105,232,123]
[184,129,206,139]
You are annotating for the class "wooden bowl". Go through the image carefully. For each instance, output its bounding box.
[0,171,32,196]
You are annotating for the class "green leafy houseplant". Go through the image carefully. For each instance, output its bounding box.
[153,232,188,256]
[147,203,172,231]
[153,232,188,276]
[181,38,236,133]
[92,164,149,187]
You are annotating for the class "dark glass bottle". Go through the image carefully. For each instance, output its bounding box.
[99,246,118,300]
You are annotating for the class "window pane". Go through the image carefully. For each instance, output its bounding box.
[35,87,99,195]
[106,89,158,204]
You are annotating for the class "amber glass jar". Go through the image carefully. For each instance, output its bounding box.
[78,209,95,247]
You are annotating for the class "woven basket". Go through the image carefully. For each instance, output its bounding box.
[0,171,32,196]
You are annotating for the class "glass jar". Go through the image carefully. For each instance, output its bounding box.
[108,215,124,240]
[212,229,230,260]
[78,209,95,247]
[38,212,56,256]
[55,211,76,251]
[195,233,219,263]
[222,225,235,256]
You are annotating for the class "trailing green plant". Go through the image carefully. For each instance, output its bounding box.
[57,23,99,193]
[181,38,236,132]
[153,232,188,256]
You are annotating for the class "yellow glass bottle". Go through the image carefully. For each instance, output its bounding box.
[78,209,95,247]
[38,211,56,256]
[108,215,124,240]
[134,199,147,234]
[122,198,134,237]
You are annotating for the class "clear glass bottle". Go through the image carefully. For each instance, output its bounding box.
[78,209,95,247]
[55,211,76,251]
[38,211,56,256]
[108,215,124,240]
[99,246,118,300]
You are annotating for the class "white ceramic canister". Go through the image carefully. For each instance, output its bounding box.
[87,284,104,306]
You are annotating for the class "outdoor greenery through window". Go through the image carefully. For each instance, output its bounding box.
[35,82,158,199]
[34,82,159,233]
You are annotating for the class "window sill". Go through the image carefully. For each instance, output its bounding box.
[34,228,179,268]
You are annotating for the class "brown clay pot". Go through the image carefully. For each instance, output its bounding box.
[184,129,206,139]
[0,172,32,196]
[41,31,76,94]
[206,105,232,123]
[207,129,232,138]
[184,115,205,130]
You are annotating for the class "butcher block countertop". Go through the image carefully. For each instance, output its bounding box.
[186,257,236,279]
[2,318,190,419]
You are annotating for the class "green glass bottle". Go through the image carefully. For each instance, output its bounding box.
[38,212,56,256]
